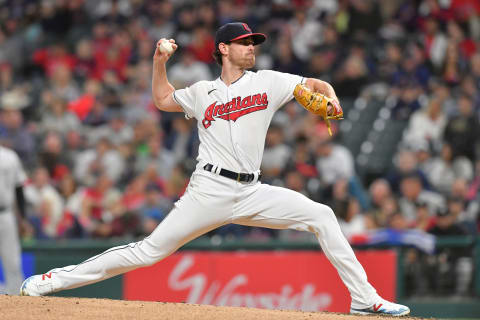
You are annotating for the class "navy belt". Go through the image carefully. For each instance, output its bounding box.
[203,164,261,183]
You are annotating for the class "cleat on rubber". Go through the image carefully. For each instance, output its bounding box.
[350,298,410,317]
[20,273,57,296]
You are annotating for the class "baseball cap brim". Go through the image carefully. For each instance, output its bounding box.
[228,33,266,45]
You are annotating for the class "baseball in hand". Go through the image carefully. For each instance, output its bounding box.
[159,40,174,54]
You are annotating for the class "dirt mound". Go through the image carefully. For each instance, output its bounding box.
[0,295,425,320]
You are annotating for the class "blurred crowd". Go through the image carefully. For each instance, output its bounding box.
[1,0,480,294]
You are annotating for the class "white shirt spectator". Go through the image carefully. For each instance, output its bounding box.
[42,111,82,136]
[338,214,367,240]
[316,144,355,185]
[428,157,473,194]
[288,11,323,61]
[404,109,447,145]
[24,168,64,238]
[74,145,126,186]
[169,51,213,88]
[399,190,445,223]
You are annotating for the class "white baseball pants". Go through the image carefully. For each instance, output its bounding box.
[0,211,24,294]
[48,170,379,309]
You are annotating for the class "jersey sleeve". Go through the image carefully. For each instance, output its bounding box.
[262,70,306,111]
[172,85,197,119]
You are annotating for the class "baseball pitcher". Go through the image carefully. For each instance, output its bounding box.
[21,22,409,316]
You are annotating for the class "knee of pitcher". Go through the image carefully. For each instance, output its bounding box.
[315,203,337,221]
[143,256,159,267]
[309,203,339,231]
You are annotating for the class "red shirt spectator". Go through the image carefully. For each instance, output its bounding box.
[33,44,76,77]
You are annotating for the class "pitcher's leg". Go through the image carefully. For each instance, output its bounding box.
[234,185,379,308]
[22,193,230,295]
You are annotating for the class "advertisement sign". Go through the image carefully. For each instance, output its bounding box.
[124,250,396,312]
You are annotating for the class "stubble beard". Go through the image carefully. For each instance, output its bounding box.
[242,55,255,69]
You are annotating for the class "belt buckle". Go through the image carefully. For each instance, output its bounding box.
[237,173,241,182]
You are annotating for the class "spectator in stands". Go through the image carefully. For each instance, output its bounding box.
[315,134,355,191]
[387,149,430,193]
[283,135,318,187]
[139,183,171,235]
[368,179,392,210]
[186,24,215,64]
[272,35,303,75]
[38,131,70,182]
[447,181,478,235]
[40,94,82,136]
[391,80,424,121]
[366,196,400,230]
[147,9,175,43]
[163,164,189,202]
[333,53,369,98]
[74,136,125,186]
[33,43,76,78]
[427,143,473,194]
[413,201,436,231]
[92,110,133,147]
[377,42,403,83]
[0,92,35,166]
[459,75,480,112]
[398,172,445,224]
[284,170,309,197]
[73,39,97,82]
[287,9,322,62]
[57,173,84,238]
[331,178,368,239]
[135,133,176,181]
[0,63,14,94]
[48,64,80,102]
[165,115,199,164]
[77,174,121,237]
[24,167,64,239]
[63,129,86,168]
[403,96,447,148]
[82,96,111,127]
[471,53,480,91]
[261,124,291,183]
[346,0,383,40]
[169,49,213,88]
[412,140,435,179]
[442,41,463,86]
[421,16,448,71]
[443,94,480,162]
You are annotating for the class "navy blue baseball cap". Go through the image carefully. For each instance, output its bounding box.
[215,22,266,49]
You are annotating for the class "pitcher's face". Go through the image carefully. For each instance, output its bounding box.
[226,37,256,69]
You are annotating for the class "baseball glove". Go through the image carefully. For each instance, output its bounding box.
[293,83,344,136]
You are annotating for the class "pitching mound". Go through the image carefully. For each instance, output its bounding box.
[1,295,424,320]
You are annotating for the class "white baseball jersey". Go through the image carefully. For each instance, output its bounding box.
[173,70,305,173]
[0,146,27,210]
